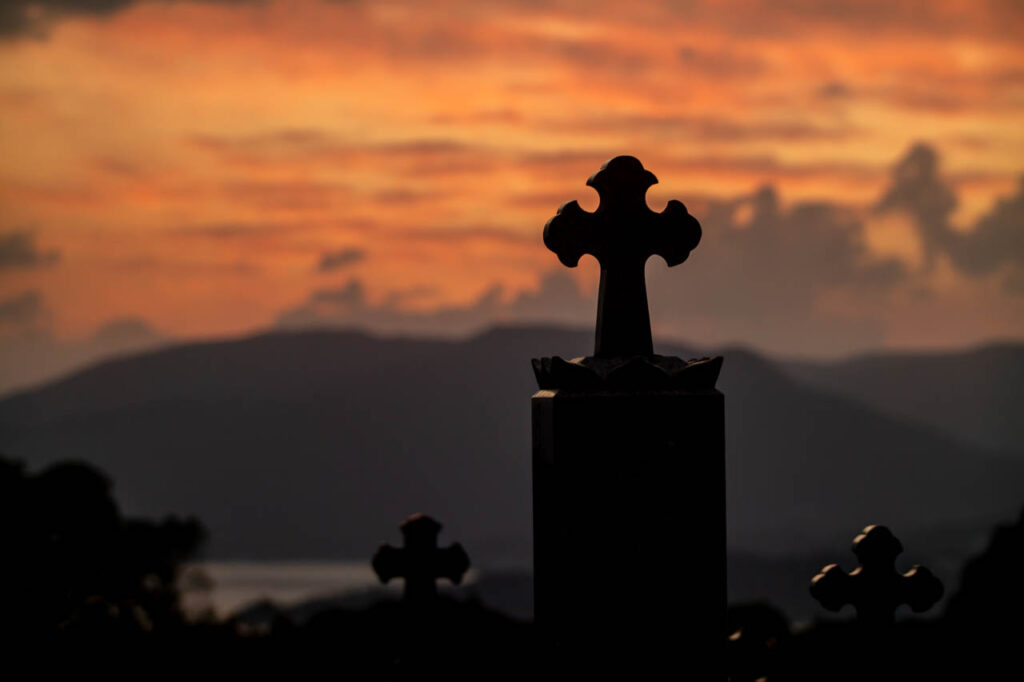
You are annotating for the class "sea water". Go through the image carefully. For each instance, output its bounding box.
[181,560,482,619]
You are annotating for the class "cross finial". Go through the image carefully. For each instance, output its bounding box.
[544,156,701,358]
[372,513,470,603]
[810,525,943,626]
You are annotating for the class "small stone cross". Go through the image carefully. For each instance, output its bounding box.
[372,513,470,603]
[544,155,702,357]
[810,525,943,626]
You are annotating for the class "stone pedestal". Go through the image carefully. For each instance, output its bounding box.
[532,380,725,672]
[532,156,721,673]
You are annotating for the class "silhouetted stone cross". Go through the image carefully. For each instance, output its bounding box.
[372,514,470,603]
[544,156,702,357]
[811,525,943,627]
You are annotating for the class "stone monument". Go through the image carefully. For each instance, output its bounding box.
[811,525,943,627]
[373,513,471,604]
[532,156,725,672]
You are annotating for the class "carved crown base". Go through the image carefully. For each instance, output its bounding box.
[532,354,722,391]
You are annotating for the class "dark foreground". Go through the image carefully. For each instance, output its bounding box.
[2,454,1020,679]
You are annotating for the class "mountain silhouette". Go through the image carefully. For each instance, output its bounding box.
[0,326,1020,604]
[783,344,1024,454]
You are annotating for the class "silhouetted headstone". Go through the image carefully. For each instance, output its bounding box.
[811,525,943,627]
[532,157,724,673]
[372,514,470,604]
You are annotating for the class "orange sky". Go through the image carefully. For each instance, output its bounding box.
[1,0,1023,360]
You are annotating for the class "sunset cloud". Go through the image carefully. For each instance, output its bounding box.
[0,231,59,269]
[0,290,43,326]
[317,247,366,272]
[876,144,1024,292]
[278,270,594,337]
[951,179,1024,290]
[0,0,1021,358]
[274,143,1024,356]
[0,0,259,38]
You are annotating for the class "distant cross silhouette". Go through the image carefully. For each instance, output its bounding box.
[544,155,702,357]
[372,514,470,603]
[811,525,943,627]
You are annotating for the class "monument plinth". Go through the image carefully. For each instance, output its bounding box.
[532,156,725,674]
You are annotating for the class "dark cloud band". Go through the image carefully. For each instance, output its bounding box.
[0,290,42,325]
[317,247,366,272]
[0,0,259,39]
[0,231,59,270]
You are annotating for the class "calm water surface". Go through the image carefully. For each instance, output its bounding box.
[182,561,479,618]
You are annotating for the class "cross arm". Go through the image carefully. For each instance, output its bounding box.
[544,200,599,268]
[372,544,404,583]
[437,543,471,585]
[900,565,943,613]
[650,199,702,267]
[810,563,855,612]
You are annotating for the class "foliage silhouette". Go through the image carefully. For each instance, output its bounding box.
[0,454,207,641]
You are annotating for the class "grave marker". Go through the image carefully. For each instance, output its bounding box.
[532,156,724,673]
[811,525,943,627]
[373,514,470,604]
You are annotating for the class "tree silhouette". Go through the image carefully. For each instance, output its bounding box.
[0,454,206,640]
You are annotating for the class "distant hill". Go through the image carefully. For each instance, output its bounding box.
[0,326,1021,614]
[0,318,168,397]
[783,344,1024,454]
